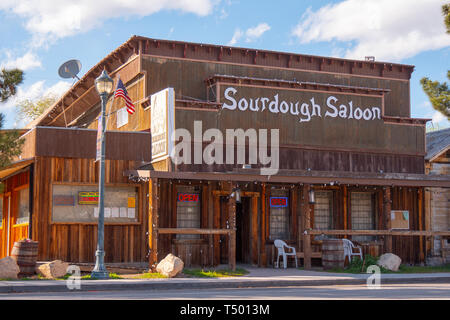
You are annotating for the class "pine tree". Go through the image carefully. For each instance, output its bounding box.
[420,4,450,120]
[0,68,25,169]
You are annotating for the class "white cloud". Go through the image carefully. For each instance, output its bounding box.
[227,29,243,46]
[245,23,270,42]
[292,0,450,62]
[227,22,271,46]
[1,51,42,71]
[0,0,215,47]
[431,111,446,124]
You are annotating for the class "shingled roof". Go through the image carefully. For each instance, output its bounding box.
[426,127,450,161]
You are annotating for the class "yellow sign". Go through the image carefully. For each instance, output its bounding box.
[127,197,136,208]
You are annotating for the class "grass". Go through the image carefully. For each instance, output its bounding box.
[321,255,450,274]
[123,272,167,279]
[182,267,249,278]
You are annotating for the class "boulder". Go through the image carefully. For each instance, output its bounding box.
[37,260,70,279]
[0,256,20,279]
[377,253,402,271]
[156,254,184,278]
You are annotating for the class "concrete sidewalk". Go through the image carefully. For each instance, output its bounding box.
[1,266,450,294]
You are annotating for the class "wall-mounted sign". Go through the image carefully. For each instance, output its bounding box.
[391,210,409,229]
[270,197,288,208]
[78,191,99,205]
[177,193,200,202]
[53,195,75,206]
[222,86,382,123]
[151,87,175,162]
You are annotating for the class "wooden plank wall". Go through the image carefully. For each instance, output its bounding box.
[32,156,148,263]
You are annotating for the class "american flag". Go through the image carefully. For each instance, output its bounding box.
[114,78,135,114]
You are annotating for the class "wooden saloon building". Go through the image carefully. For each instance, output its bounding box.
[1,35,449,270]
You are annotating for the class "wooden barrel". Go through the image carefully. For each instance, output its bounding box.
[322,239,345,270]
[10,240,39,276]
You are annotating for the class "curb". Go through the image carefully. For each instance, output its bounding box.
[1,276,450,294]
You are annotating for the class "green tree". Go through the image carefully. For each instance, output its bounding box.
[443,3,450,33]
[420,4,450,120]
[16,94,58,123]
[0,68,25,169]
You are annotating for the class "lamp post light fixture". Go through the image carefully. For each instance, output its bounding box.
[91,69,113,279]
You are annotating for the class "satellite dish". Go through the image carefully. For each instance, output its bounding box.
[58,59,82,80]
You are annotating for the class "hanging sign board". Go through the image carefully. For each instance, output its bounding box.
[150,87,175,162]
[95,115,102,162]
[270,197,288,208]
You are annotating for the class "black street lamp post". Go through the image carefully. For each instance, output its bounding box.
[91,69,113,279]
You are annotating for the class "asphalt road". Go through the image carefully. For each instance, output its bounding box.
[1,283,449,300]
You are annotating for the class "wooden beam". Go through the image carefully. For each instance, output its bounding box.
[343,185,348,235]
[158,228,230,235]
[260,183,267,267]
[149,178,159,270]
[302,184,312,269]
[383,187,392,252]
[307,229,450,236]
[213,193,221,265]
[228,192,236,271]
[418,187,424,261]
[424,187,432,254]
[251,195,258,265]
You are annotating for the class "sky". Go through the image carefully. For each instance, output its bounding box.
[0,0,449,130]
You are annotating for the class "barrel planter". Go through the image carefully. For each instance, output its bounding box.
[322,239,345,270]
[10,239,39,276]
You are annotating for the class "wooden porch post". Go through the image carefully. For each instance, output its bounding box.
[228,193,236,271]
[213,193,221,265]
[383,186,392,253]
[149,178,159,270]
[259,183,267,267]
[418,187,424,261]
[251,195,259,266]
[302,184,312,270]
[343,185,348,236]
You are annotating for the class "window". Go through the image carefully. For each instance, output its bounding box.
[16,188,30,225]
[51,184,139,223]
[0,196,3,228]
[269,189,289,240]
[176,185,201,239]
[351,192,376,242]
[314,191,333,230]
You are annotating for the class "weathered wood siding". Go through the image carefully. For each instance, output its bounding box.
[31,156,149,263]
[428,157,450,255]
[141,54,411,119]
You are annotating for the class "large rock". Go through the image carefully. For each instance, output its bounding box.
[37,260,70,279]
[377,253,402,271]
[156,254,184,278]
[0,256,20,279]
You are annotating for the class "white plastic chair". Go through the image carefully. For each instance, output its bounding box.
[274,239,298,269]
[343,239,363,263]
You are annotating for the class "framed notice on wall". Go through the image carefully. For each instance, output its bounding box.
[150,87,175,162]
[51,184,139,223]
[391,210,409,230]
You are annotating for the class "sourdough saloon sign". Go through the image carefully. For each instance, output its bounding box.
[221,86,382,123]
